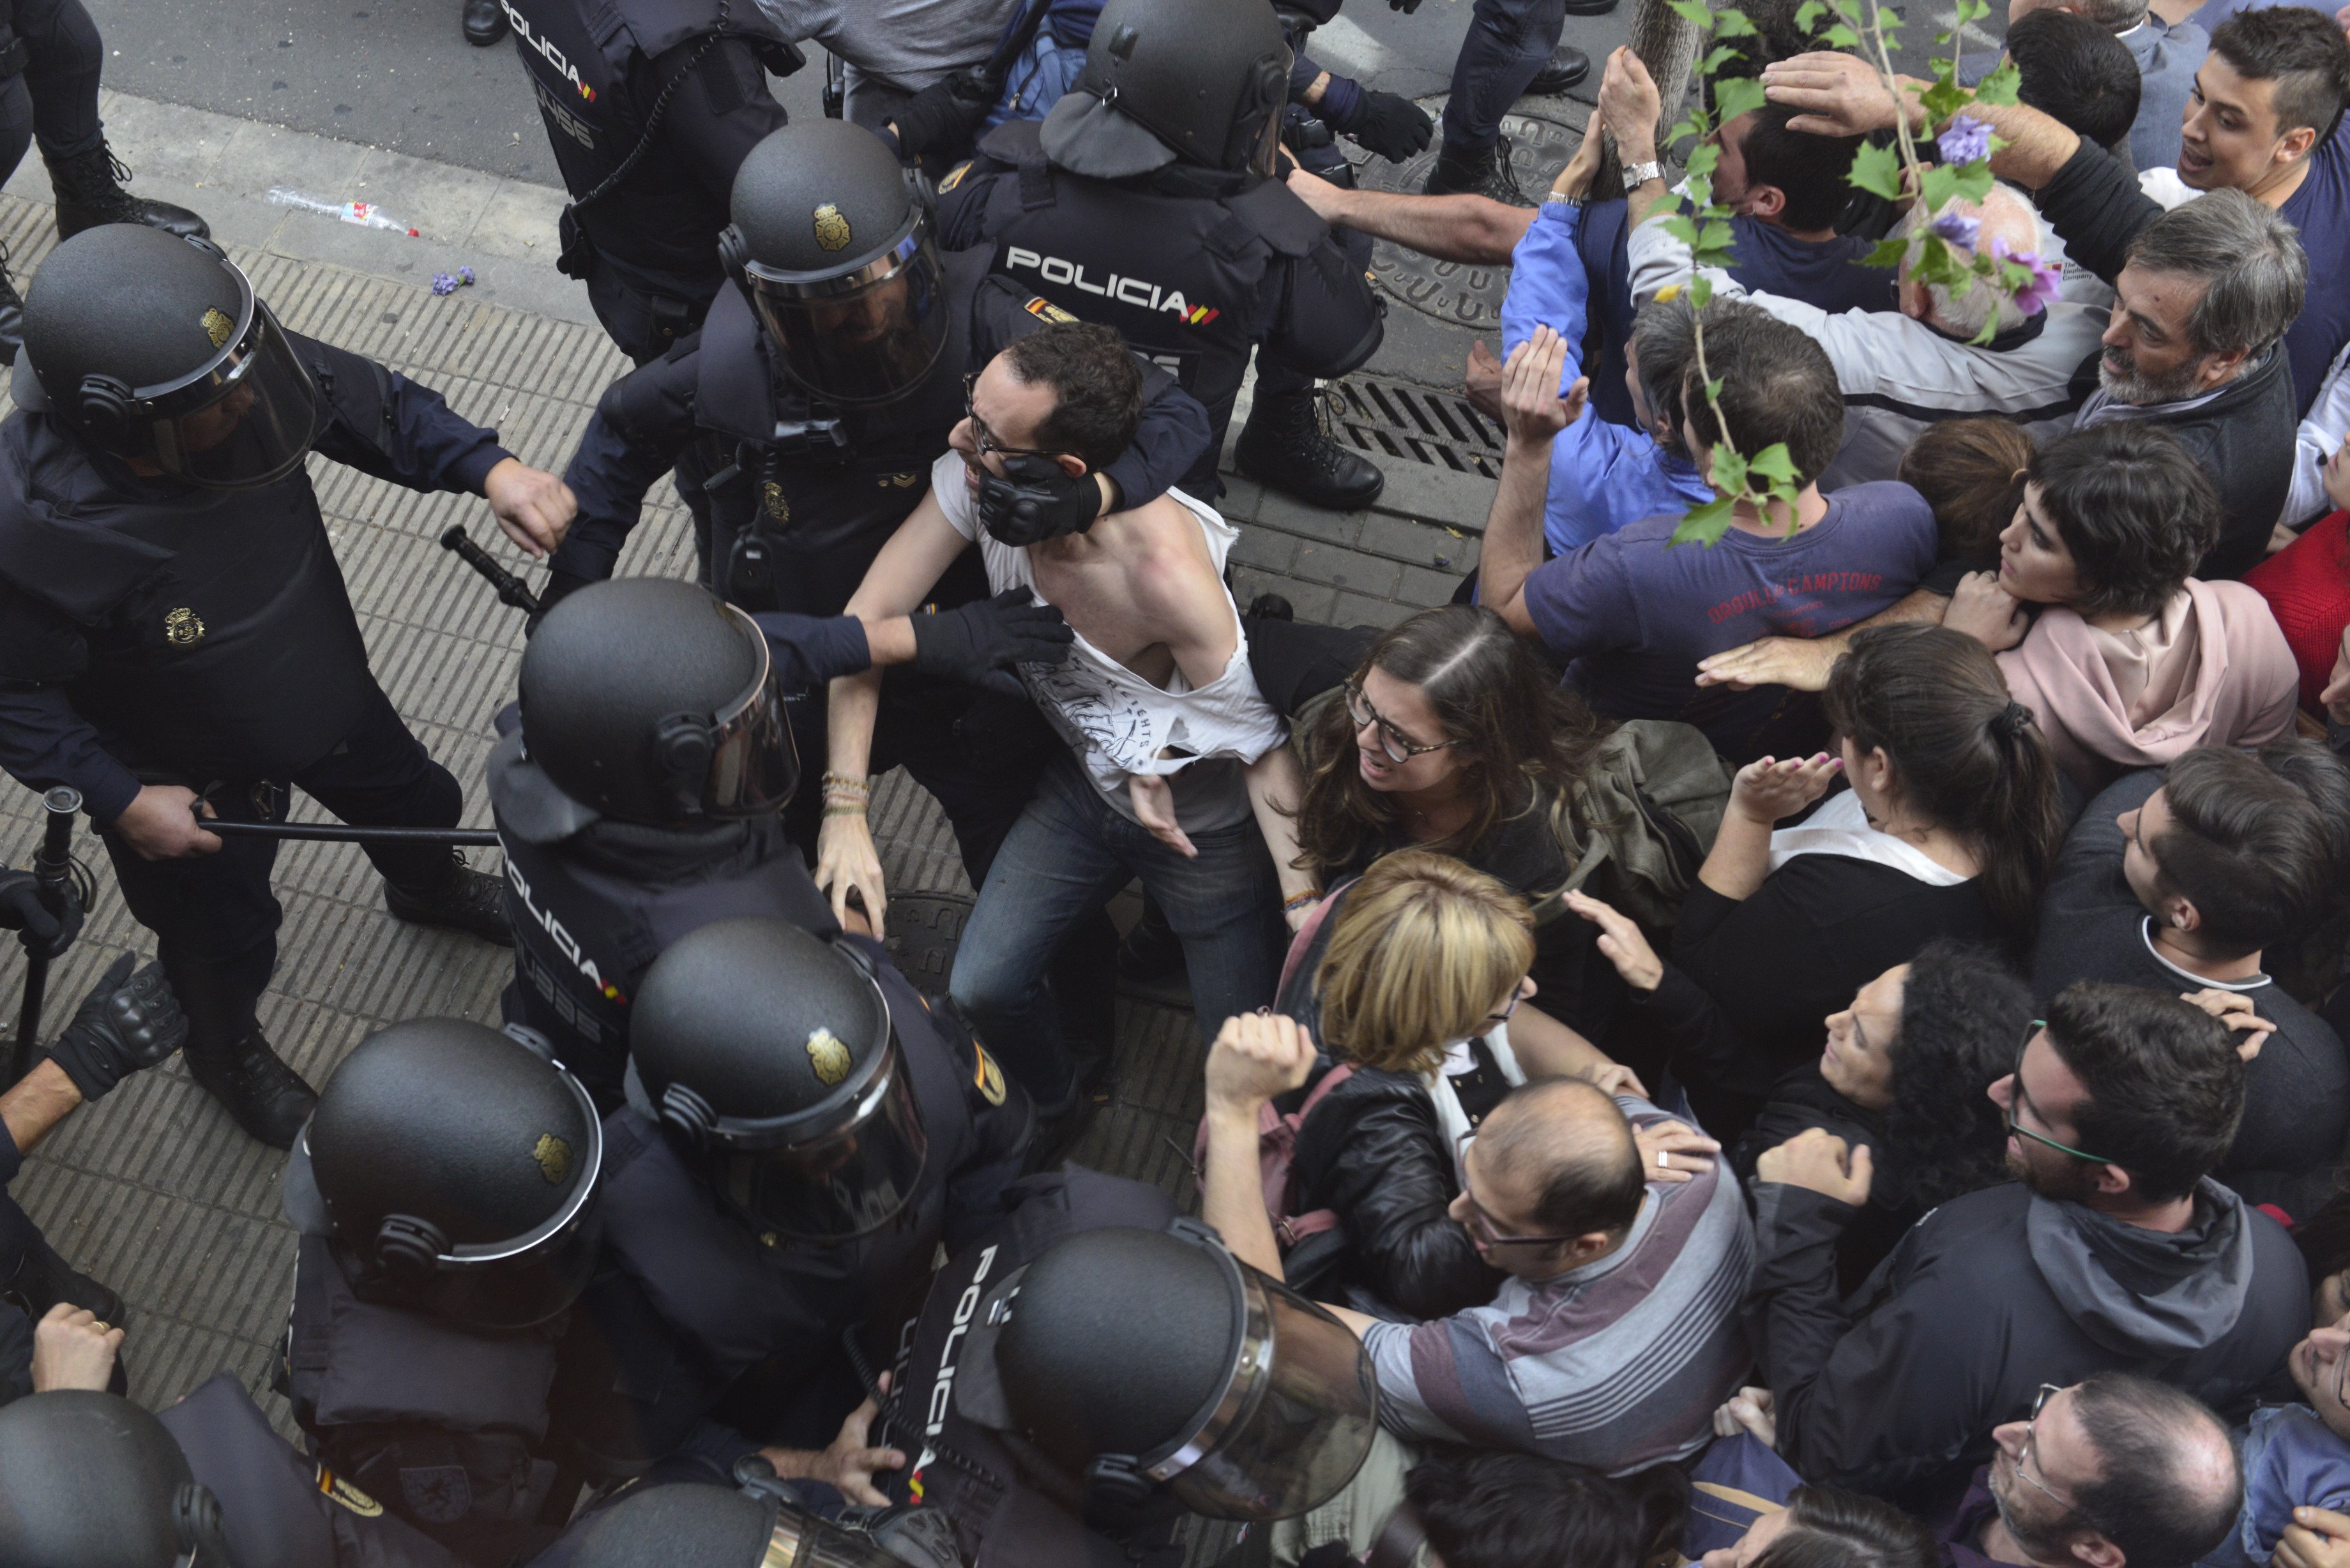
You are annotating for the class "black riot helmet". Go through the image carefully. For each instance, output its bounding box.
[954,1221,1378,1521]
[627,917,930,1244]
[0,1391,229,1568]
[519,578,797,827]
[719,120,948,408]
[288,1018,605,1331]
[568,1473,907,1568]
[16,224,321,488]
[1042,0,1292,180]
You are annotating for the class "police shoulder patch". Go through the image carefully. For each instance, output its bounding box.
[1024,296,1079,324]
[972,1044,1006,1107]
[938,160,972,194]
[314,1465,384,1518]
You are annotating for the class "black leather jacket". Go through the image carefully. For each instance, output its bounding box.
[1288,1063,1502,1322]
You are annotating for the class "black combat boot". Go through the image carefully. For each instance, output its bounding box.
[1421,133,1533,206]
[1235,387,1386,511]
[46,144,211,242]
[1526,44,1593,94]
[464,0,510,44]
[6,1236,126,1327]
[185,1021,317,1150]
[384,853,515,946]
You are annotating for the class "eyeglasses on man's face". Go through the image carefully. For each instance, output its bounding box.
[2009,1383,2077,1511]
[2004,1023,2117,1166]
[1347,682,1460,767]
[1453,1131,1581,1252]
[961,371,1066,462]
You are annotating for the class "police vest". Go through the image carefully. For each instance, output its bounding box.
[284,1237,565,1563]
[491,730,838,1106]
[879,1168,1188,1568]
[502,0,792,293]
[589,943,1017,1428]
[0,410,371,781]
[161,1371,471,1568]
[959,119,1328,467]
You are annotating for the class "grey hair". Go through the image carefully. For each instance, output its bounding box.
[1899,186,2045,339]
[2125,187,2308,358]
[1628,293,1698,451]
[2071,0,2150,29]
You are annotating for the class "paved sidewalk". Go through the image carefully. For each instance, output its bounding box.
[0,89,1523,1431]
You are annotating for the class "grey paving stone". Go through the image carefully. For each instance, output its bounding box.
[1291,543,1404,601]
[1250,490,1365,548]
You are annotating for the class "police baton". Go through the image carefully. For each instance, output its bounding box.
[192,813,499,848]
[439,525,543,616]
[11,787,82,1085]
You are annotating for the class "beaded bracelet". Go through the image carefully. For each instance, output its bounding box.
[822,804,868,818]
[820,771,871,797]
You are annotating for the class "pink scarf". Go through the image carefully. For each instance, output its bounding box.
[1997,580,2298,796]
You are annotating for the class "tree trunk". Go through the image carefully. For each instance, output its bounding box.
[1595,0,1703,197]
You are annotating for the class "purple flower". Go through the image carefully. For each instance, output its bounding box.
[430,271,458,296]
[457,266,476,285]
[1927,211,1982,250]
[1937,114,1992,165]
[1991,237,2064,316]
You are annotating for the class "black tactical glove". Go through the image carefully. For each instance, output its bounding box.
[0,869,78,960]
[1340,89,1434,163]
[910,589,1075,681]
[43,954,186,1102]
[976,456,1109,546]
[890,68,996,159]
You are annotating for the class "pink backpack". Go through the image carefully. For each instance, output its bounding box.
[1192,881,1358,1251]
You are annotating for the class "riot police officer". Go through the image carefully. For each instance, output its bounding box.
[0,225,575,1149]
[501,0,802,366]
[0,1383,470,1566]
[545,116,1211,886]
[936,0,1388,513]
[565,916,1031,1484]
[280,1016,607,1564]
[494,576,1070,1110]
[549,1469,955,1568]
[877,1182,1381,1566]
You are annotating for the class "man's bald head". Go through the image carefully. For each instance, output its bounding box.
[1899,185,2047,340]
[2068,1373,2243,1564]
[1474,1078,1646,1241]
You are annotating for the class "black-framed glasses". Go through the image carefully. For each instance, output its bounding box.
[1346,682,1460,766]
[2011,1383,2076,1510]
[2005,1021,2118,1166]
[1484,977,1533,1027]
[1453,1131,1581,1251]
[962,371,1068,462]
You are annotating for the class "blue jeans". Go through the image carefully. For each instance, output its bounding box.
[950,756,1284,1104]
[1441,0,1570,156]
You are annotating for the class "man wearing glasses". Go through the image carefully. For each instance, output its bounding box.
[1745,981,2307,1507]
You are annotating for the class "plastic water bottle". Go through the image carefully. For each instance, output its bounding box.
[266,187,421,237]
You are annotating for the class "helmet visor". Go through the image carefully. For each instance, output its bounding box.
[714,1037,930,1242]
[1156,1268,1378,1521]
[132,301,321,489]
[745,229,950,407]
[705,607,800,817]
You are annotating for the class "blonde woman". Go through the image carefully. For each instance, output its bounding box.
[1268,850,1669,1320]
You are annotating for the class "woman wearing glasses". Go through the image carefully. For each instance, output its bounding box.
[1287,605,1632,1056]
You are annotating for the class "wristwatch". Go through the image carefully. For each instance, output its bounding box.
[1622,159,1664,186]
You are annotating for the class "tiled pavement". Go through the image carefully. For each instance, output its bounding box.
[0,89,1528,1440]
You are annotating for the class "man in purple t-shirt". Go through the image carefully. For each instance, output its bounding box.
[1480,308,1937,762]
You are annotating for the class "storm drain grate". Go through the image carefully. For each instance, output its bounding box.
[1329,373,1505,479]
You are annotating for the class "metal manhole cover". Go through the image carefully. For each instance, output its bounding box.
[1356,96,1589,329]
[1330,373,1503,478]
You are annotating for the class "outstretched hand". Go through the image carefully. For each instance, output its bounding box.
[1563,889,1662,993]
[1729,752,1842,827]
[1694,635,1838,693]
[1498,326,1584,449]
[1759,52,1923,137]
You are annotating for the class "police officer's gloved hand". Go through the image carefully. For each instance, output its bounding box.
[0,868,79,961]
[910,589,1075,681]
[890,68,996,160]
[1333,87,1434,163]
[976,458,1107,547]
[43,954,186,1102]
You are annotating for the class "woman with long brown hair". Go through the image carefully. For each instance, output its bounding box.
[1289,604,1625,1048]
